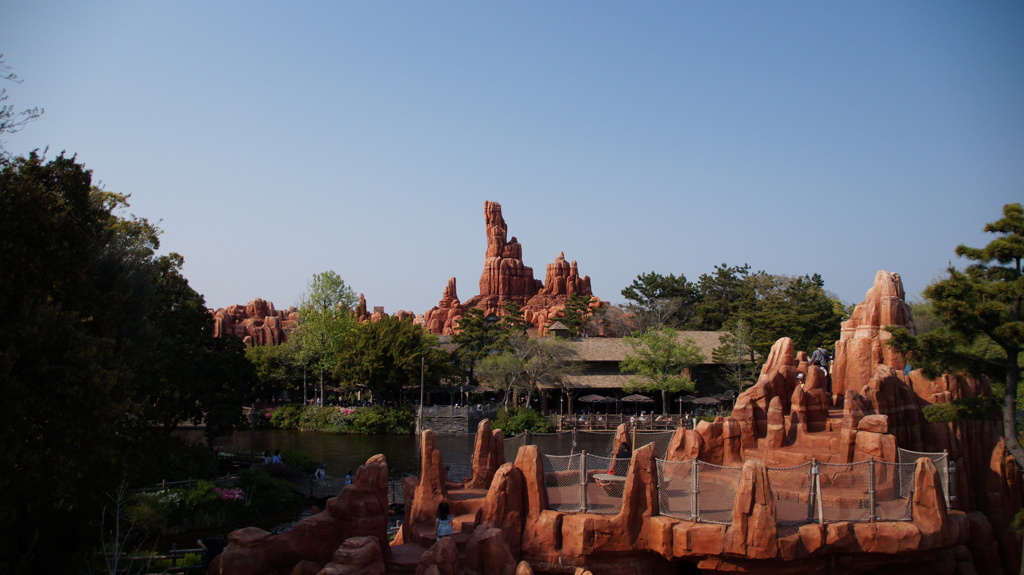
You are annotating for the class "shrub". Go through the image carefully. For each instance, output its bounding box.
[348,406,416,435]
[491,407,554,435]
[281,449,315,473]
[922,396,1000,424]
[236,467,298,516]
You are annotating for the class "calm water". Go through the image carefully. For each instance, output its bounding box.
[178,428,423,480]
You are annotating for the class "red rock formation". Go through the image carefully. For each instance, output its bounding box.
[424,201,603,336]
[214,454,391,574]
[467,419,504,489]
[211,298,299,346]
[832,270,916,401]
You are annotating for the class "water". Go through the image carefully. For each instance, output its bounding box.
[200,429,422,480]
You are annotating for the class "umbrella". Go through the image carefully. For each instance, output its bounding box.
[674,395,696,402]
[692,396,721,406]
[578,394,616,403]
[621,394,654,403]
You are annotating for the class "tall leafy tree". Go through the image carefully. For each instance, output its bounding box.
[550,293,596,337]
[620,327,706,415]
[293,270,357,404]
[334,316,451,403]
[451,307,506,383]
[621,271,699,332]
[476,337,577,411]
[691,263,754,331]
[0,152,254,572]
[888,203,1024,464]
[712,319,760,391]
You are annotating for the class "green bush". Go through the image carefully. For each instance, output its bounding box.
[922,396,1000,423]
[348,406,416,435]
[268,404,305,428]
[236,467,298,516]
[281,449,315,473]
[491,407,554,435]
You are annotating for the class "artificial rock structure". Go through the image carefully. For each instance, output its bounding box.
[423,201,601,336]
[212,200,603,344]
[211,271,1021,574]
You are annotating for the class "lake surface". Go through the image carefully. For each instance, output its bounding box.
[179,428,424,480]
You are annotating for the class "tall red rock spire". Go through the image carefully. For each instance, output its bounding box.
[424,201,599,335]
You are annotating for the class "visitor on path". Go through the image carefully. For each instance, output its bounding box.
[271,449,282,464]
[436,501,454,539]
[810,343,831,374]
[314,463,326,481]
[810,342,832,397]
[345,470,353,484]
[197,533,227,574]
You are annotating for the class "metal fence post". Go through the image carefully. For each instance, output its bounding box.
[526,430,532,446]
[868,458,877,522]
[580,450,588,513]
[806,461,816,523]
[691,459,699,521]
[948,459,957,509]
[811,458,823,525]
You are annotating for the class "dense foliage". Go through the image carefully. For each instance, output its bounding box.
[491,406,555,435]
[888,203,1024,463]
[621,265,846,369]
[620,327,705,415]
[267,404,415,435]
[0,153,256,573]
[921,396,1001,424]
[334,316,452,403]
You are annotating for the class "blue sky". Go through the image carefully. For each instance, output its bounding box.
[4,2,1022,315]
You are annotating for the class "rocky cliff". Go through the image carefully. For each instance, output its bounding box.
[424,201,602,336]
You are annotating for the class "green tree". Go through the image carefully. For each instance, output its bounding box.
[477,337,577,411]
[293,271,357,404]
[887,203,1024,465]
[691,263,754,331]
[730,273,844,359]
[620,327,706,415]
[712,319,760,391]
[334,316,451,403]
[246,338,304,401]
[451,307,507,383]
[550,293,595,337]
[0,152,253,572]
[621,271,699,332]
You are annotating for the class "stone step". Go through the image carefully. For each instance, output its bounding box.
[387,543,428,575]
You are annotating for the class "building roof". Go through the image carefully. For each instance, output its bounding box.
[564,331,728,364]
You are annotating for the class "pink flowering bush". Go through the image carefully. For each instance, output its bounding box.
[216,487,245,502]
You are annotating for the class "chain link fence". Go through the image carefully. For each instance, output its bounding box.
[817,461,872,523]
[633,430,676,459]
[427,431,934,527]
[657,459,696,521]
[766,463,814,525]
[898,448,950,505]
[543,453,583,513]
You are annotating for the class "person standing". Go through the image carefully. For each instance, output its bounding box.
[436,501,454,539]
[810,342,832,398]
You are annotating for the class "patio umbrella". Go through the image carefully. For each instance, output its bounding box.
[691,396,721,406]
[578,394,615,403]
[621,394,654,403]
[675,394,696,415]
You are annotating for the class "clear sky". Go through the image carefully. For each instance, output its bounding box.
[4,2,1022,315]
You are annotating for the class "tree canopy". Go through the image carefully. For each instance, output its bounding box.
[293,270,358,403]
[0,152,254,573]
[334,315,452,404]
[888,203,1024,464]
[620,327,705,415]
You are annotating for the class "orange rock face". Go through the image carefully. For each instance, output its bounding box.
[423,201,602,336]
[832,270,915,400]
[210,298,299,346]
